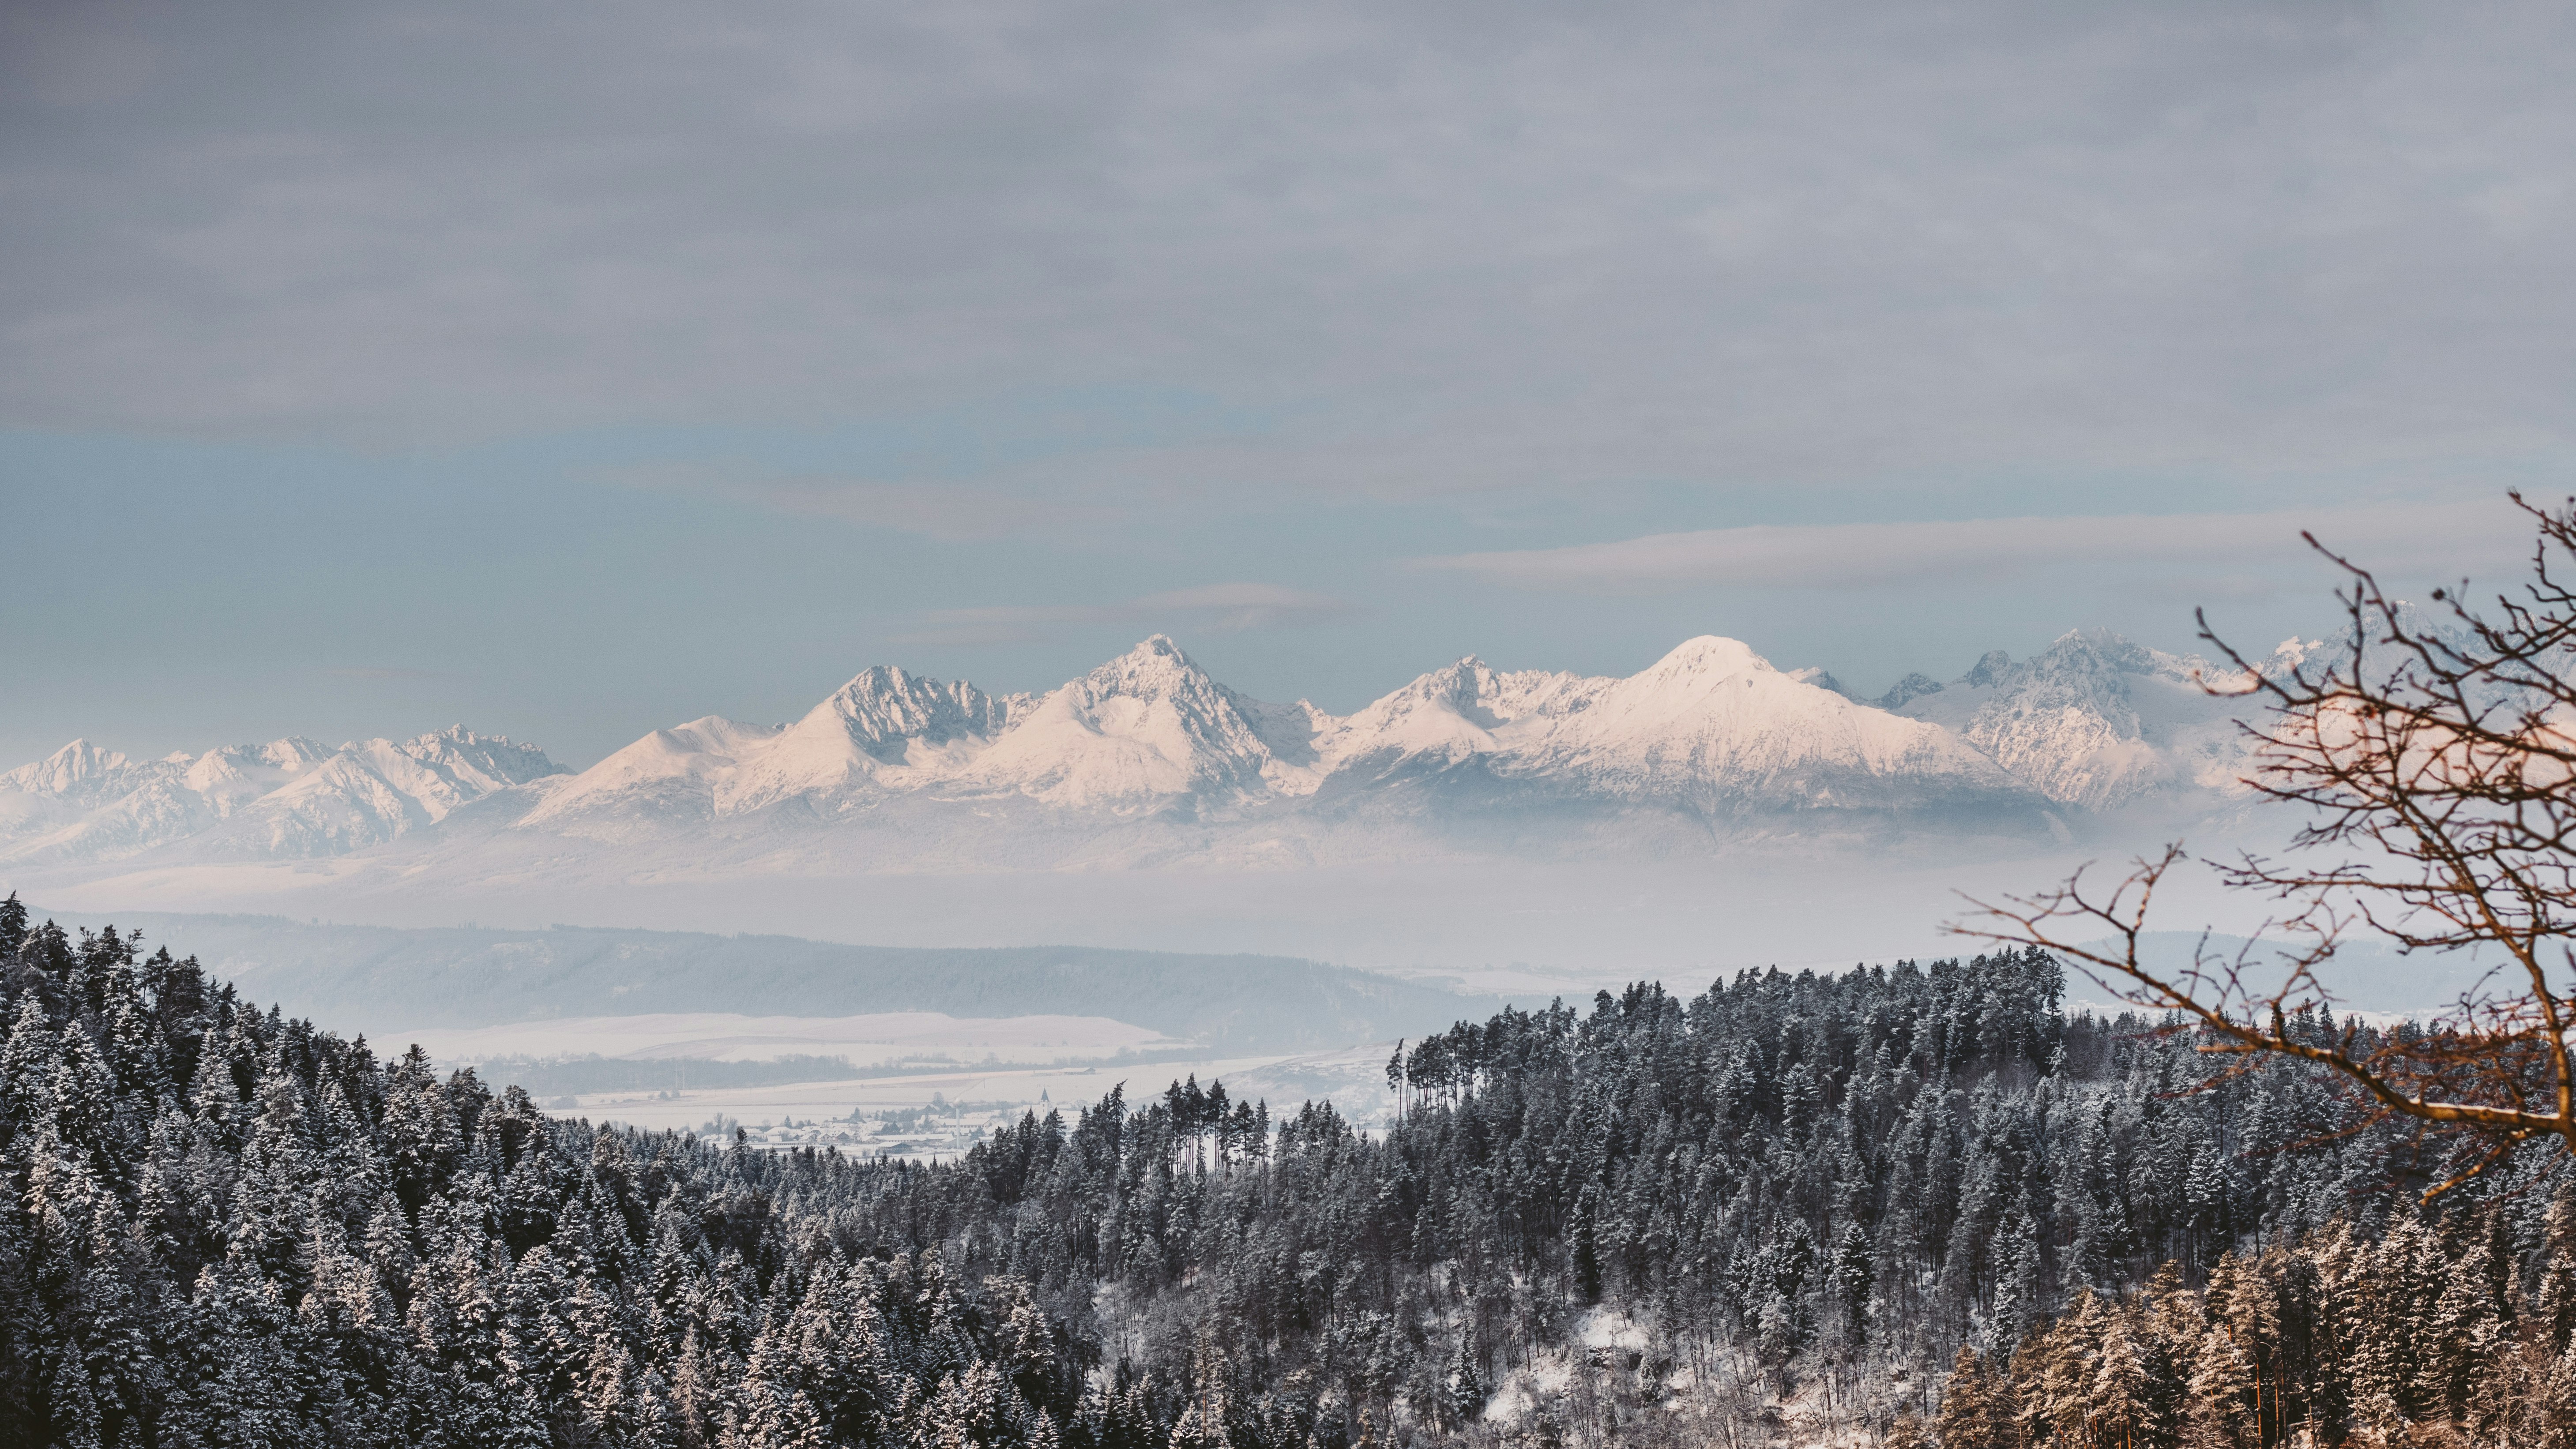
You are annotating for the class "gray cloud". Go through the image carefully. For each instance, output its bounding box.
[2,0,2572,514]
[321,666,452,682]
[899,584,1353,646]
[751,482,1117,542]
[1414,499,2540,594]
[593,458,1128,541]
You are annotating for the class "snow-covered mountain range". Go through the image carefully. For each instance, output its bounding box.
[2,629,2290,878]
[0,728,563,867]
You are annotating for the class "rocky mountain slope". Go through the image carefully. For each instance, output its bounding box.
[2,629,2290,876]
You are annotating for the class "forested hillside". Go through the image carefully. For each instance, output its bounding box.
[5,897,2574,1446]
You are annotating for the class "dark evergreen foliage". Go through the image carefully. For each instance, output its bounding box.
[4,895,2572,1446]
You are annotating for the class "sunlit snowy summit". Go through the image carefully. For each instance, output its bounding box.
[2,629,2294,877]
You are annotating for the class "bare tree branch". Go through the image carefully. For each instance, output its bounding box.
[1956,492,2576,1197]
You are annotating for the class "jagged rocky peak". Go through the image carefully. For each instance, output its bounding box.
[1403,656,1508,717]
[2028,627,2165,679]
[1875,673,1944,711]
[820,664,1009,762]
[378,725,568,789]
[1786,666,1851,698]
[178,737,331,798]
[1900,630,2193,705]
[420,722,552,756]
[221,736,332,770]
[1079,634,1225,701]
[1959,649,2014,688]
[275,728,568,826]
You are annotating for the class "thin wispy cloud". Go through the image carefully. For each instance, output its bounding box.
[599,463,1117,542]
[899,584,1353,646]
[749,481,1114,542]
[322,665,452,682]
[1414,501,2537,595]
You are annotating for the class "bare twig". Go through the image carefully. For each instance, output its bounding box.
[1956,493,2576,1198]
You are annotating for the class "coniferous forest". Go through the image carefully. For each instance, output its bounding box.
[9,895,2576,1447]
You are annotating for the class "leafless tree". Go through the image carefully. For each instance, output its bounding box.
[1958,492,2576,1196]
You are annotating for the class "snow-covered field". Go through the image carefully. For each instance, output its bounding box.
[547,1040,1402,1158]
[387,1009,1179,1068]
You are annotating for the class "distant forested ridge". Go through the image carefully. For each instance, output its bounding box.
[23,908,1501,1052]
[4,897,2576,1447]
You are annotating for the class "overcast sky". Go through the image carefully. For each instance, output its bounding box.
[6,0,2574,767]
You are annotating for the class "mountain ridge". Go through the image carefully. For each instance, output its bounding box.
[17,906,1508,1050]
[2,628,2293,876]
[0,726,562,867]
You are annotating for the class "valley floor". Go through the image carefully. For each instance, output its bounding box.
[554,1042,1398,1159]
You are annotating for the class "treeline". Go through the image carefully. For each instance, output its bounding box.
[3,894,2572,1446]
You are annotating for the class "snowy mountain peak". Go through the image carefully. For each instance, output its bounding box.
[1,740,130,797]
[959,636,1283,807]
[718,668,985,812]
[1641,634,1771,682]
[1482,635,2027,816]
[1317,655,1606,777]
[517,715,785,832]
[1323,660,1511,762]
[1080,634,1219,699]
[1302,634,2033,819]
[2036,627,2161,677]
